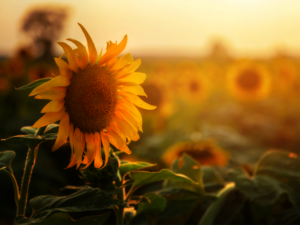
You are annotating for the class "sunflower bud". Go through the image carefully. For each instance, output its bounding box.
[80,149,120,190]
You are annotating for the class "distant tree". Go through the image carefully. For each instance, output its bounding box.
[21,5,70,60]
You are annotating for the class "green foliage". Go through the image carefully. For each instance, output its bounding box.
[0,150,15,175]
[228,168,291,206]
[43,124,59,134]
[80,150,120,191]
[34,212,111,225]
[14,187,124,225]
[20,126,37,135]
[15,78,52,90]
[119,161,155,178]
[136,193,166,215]
[130,169,204,195]
[202,166,224,193]
[164,153,204,194]
[2,133,57,149]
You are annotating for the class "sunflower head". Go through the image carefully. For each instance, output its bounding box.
[29,23,156,169]
[162,140,228,167]
[172,62,210,104]
[226,60,271,102]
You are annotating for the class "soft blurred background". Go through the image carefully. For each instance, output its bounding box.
[2,0,300,223]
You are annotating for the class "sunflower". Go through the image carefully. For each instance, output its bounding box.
[272,59,298,97]
[171,62,210,104]
[29,23,156,169]
[226,60,271,101]
[162,140,228,167]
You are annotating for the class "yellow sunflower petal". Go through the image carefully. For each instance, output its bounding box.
[32,109,65,128]
[94,132,103,168]
[110,53,134,72]
[116,109,142,133]
[78,23,97,66]
[66,153,76,169]
[117,99,142,124]
[106,127,131,154]
[54,58,72,78]
[113,115,138,142]
[82,133,96,168]
[67,38,88,69]
[113,58,141,79]
[100,131,110,168]
[119,92,156,110]
[57,42,79,73]
[74,128,85,169]
[52,112,70,151]
[118,83,147,97]
[41,100,65,113]
[29,75,70,96]
[98,35,127,66]
[34,87,66,100]
[116,72,146,85]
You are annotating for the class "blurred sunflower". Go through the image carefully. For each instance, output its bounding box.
[162,140,228,167]
[29,23,156,169]
[272,59,298,97]
[226,60,271,101]
[173,62,210,104]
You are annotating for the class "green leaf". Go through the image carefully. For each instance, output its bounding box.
[129,169,204,195]
[202,166,224,193]
[228,168,292,206]
[34,212,111,225]
[43,124,59,134]
[119,161,155,177]
[2,133,57,149]
[21,126,37,134]
[15,188,125,225]
[0,151,15,174]
[40,133,58,141]
[158,189,211,218]
[16,78,52,90]
[136,193,166,215]
[164,154,204,194]
[255,151,300,194]
[199,183,246,225]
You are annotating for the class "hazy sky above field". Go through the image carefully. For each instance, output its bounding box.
[2,0,300,57]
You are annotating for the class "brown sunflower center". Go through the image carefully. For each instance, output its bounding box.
[237,69,261,91]
[64,65,117,133]
[189,80,200,93]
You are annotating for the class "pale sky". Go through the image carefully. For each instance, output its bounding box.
[2,0,300,57]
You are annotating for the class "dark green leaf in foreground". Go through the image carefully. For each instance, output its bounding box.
[158,189,210,218]
[16,78,52,90]
[43,124,59,134]
[228,168,289,206]
[255,151,300,193]
[199,183,246,225]
[15,188,125,225]
[119,161,155,177]
[136,193,166,215]
[202,166,224,193]
[34,212,111,225]
[164,154,204,194]
[129,169,204,195]
[0,151,15,175]
[2,133,57,149]
[21,126,37,135]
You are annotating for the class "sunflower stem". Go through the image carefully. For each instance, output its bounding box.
[115,168,124,225]
[17,126,46,216]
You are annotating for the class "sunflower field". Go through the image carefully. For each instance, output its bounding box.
[1,2,300,225]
